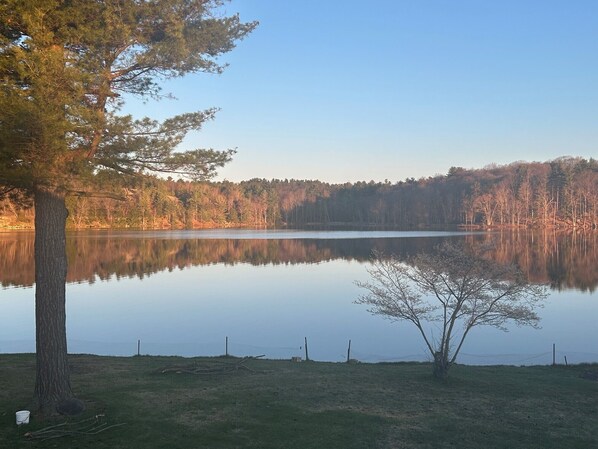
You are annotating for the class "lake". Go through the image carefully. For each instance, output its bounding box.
[1,229,597,365]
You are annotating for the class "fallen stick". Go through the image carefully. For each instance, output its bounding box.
[25,415,125,441]
[160,355,265,375]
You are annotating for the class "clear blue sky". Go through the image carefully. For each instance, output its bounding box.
[124,0,598,183]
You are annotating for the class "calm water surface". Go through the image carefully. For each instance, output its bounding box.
[1,229,597,364]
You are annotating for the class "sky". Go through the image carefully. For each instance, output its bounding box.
[123,0,598,184]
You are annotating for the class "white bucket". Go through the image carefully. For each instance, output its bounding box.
[16,410,30,425]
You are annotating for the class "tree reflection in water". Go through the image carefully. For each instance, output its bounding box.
[0,230,597,292]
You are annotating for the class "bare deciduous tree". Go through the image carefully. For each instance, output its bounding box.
[356,243,547,379]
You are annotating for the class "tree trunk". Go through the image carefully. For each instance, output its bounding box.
[34,186,73,414]
[433,351,449,380]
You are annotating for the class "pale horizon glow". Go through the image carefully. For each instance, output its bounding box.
[123,0,598,184]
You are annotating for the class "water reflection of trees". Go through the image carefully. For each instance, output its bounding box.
[461,231,598,292]
[1,231,597,292]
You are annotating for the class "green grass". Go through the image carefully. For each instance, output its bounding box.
[1,354,597,448]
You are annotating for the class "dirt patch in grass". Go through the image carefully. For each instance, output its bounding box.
[177,407,229,429]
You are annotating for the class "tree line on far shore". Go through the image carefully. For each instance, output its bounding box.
[1,156,597,231]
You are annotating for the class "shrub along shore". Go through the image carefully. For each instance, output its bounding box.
[1,354,597,448]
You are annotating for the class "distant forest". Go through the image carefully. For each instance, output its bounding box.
[1,156,597,230]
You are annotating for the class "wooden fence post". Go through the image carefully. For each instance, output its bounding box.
[304,337,309,361]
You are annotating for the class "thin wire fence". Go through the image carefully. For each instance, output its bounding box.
[2,338,597,366]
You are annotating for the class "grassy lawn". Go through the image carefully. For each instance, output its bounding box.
[1,354,597,448]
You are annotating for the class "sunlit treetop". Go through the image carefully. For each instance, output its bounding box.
[0,0,257,192]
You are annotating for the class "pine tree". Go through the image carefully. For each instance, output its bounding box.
[0,0,256,413]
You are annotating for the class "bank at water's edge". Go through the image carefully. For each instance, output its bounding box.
[1,354,597,449]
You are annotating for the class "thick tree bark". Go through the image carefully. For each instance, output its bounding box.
[433,351,449,380]
[33,187,73,413]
